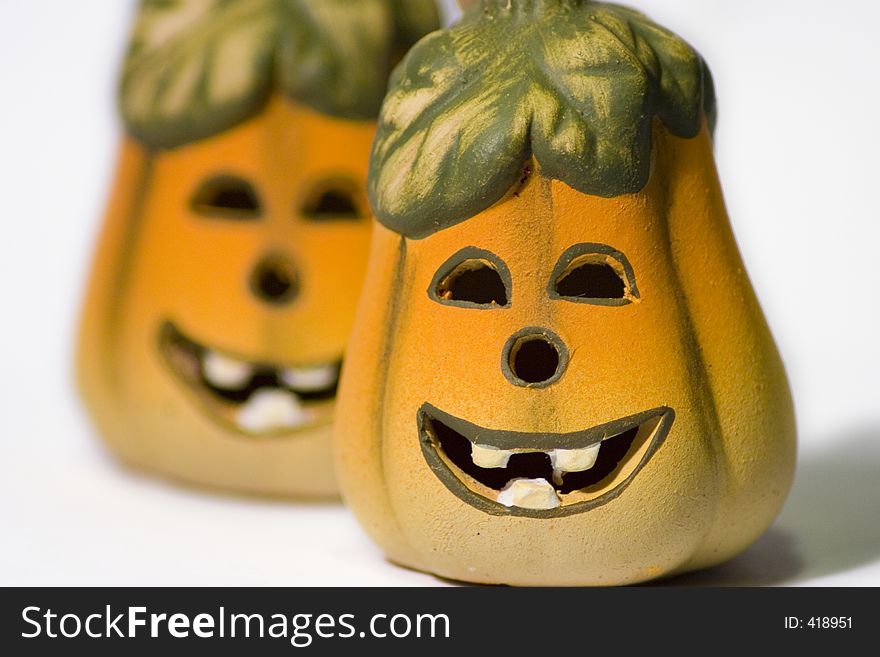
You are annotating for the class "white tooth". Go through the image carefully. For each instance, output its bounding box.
[235,389,307,433]
[202,351,253,388]
[550,443,601,474]
[280,365,336,391]
[496,478,560,510]
[471,443,513,469]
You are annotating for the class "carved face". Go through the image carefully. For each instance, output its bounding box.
[78,98,374,496]
[407,181,686,521]
[335,128,795,584]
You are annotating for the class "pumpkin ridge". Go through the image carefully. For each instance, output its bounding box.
[376,236,411,539]
[105,151,156,391]
[649,125,728,545]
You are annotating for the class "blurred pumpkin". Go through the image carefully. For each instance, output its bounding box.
[335,0,795,584]
[77,0,439,497]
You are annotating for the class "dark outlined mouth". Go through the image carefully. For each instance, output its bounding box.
[158,321,340,437]
[418,403,674,518]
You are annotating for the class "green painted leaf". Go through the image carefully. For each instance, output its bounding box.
[120,0,440,149]
[369,0,715,239]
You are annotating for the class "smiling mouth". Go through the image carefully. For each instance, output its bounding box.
[418,404,674,518]
[158,321,340,437]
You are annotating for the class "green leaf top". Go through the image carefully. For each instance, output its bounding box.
[120,0,440,149]
[369,0,716,239]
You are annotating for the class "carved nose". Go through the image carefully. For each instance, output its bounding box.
[249,252,299,305]
[502,328,569,387]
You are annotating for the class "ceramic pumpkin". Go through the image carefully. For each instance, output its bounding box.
[77,0,439,497]
[335,0,796,584]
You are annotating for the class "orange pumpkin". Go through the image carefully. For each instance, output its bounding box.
[334,0,795,584]
[77,0,439,496]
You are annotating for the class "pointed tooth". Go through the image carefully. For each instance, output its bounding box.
[235,389,307,433]
[496,478,560,510]
[471,443,513,469]
[280,364,336,392]
[202,350,253,388]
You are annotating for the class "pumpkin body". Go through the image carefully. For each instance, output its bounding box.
[78,97,375,496]
[335,124,795,584]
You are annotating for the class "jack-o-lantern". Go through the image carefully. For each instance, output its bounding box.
[335,0,796,584]
[77,0,439,497]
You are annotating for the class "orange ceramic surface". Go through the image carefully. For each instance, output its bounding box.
[77,0,439,497]
[336,124,795,584]
[79,98,375,496]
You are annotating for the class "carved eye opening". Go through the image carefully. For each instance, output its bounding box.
[550,244,638,305]
[429,248,511,308]
[301,178,363,221]
[191,175,261,219]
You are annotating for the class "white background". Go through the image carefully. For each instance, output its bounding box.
[1,0,878,586]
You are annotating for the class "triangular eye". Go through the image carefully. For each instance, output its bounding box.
[550,244,638,305]
[191,175,261,219]
[430,249,511,308]
[556,261,625,299]
[301,180,362,221]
